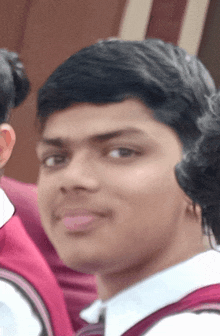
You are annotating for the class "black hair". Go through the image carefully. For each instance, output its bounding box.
[0,49,30,124]
[175,92,220,244]
[37,38,216,150]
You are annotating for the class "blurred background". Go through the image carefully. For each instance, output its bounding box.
[0,0,217,183]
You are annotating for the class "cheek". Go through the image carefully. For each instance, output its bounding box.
[105,164,184,225]
[37,173,55,215]
[110,166,184,250]
[107,164,179,201]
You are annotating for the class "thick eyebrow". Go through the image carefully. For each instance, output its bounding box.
[37,138,65,148]
[37,127,146,149]
[91,128,146,143]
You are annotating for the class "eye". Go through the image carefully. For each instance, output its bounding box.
[108,147,139,158]
[42,155,66,168]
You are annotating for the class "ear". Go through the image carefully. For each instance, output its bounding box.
[0,124,16,168]
[184,192,202,219]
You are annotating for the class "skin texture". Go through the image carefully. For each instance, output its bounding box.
[36,99,204,300]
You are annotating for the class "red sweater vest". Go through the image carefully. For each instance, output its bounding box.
[122,284,220,335]
[1,176,97,332]
[0,215,73,336]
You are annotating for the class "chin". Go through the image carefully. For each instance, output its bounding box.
[60,253,106,274]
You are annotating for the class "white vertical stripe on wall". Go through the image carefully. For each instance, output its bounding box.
[178,0,210,55]
[118,0,154,40]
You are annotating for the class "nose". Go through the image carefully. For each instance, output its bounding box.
[60,151,100,194]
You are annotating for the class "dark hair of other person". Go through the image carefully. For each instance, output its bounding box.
[36,37,216,240]
[176,92,220,244]
[0,49,30,124]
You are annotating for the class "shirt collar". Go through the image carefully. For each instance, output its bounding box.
[80,250,220,336]
[0,188,15,228]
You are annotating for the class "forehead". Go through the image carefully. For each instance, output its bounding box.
[38,99,181,148]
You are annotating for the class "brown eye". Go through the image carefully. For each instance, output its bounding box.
[108,148,137,158]
[43,155,65,167]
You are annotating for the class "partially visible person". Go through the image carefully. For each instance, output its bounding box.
[0,49,73,335]
[1,175,98,332]
[35,38,220,336]
[176,90,220,247]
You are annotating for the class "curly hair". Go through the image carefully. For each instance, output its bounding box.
[37,38,215,150]
[175,92,220,243]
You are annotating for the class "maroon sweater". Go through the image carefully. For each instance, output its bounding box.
[1,176,98,332]
[0,214,73,335]
[122,284,220,335]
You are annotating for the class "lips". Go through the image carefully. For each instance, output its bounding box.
[56,208,105,232]
[63,215,95,231]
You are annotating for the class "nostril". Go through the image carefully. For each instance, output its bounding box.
[60,187,67,194]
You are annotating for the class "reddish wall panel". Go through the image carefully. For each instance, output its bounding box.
[146,0,188,44]
[0,0,31,51]
[198,0,220,86]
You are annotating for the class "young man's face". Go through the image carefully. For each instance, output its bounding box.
[36,99,200,276]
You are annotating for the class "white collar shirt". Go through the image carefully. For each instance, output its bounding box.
[0,187,14,228]
[0,188,42,335]
[80,250,220,336]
